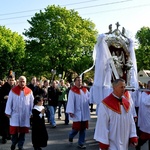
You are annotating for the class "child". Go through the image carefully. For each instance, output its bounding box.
[32,96,48,150]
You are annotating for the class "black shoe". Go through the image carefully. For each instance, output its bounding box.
[11,145,16,150]
[69,138,73,144]
[2,138,7,144]
[51,125,56,128]
[78,144,86,149]
[69,138,73,142]
[65,121,69,125]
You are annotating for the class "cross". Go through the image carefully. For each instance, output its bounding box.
[116,22,120,29]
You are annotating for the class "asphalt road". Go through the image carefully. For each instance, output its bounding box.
[0,107,148,150]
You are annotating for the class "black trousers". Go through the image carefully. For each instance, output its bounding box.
[11,133,25,149]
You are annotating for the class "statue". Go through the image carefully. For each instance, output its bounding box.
[112,51,124,78]
[125,57,133,86]
[108,24,112,33]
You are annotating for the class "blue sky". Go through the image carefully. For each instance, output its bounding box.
[0,0,150,38]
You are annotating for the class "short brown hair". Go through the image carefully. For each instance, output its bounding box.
[74,76,81,82]
[112,78,125,87]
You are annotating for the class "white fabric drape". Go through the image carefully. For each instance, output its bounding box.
[128,38,139,89]
[91,34,112,104]
[90,34,139,105]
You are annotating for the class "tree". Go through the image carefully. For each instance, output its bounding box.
[0,26,25,79]
[135,27,150,71]
[23,5,98,79]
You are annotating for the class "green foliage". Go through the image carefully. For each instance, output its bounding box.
[23,5,98,80]
[135,27,150,71]
[0,26,25,79]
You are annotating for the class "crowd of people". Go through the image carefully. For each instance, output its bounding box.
[0,74,150,150]
[0,75,94,150]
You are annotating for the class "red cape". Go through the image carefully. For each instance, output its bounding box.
[12,85,32,96]
[102,93,130,114]
[71,86,87,95]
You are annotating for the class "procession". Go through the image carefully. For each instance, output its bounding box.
[0,21,150,150]
[0,77,149,150]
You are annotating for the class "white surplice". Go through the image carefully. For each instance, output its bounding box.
[94,102,137,150]
[66,88,90,122]
[138,92,150,133]
[5,90,34,127]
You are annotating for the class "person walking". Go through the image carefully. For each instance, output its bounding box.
[47,80,61,128]
[32,96,48,150]
[65,82,74,125]
[0,75,15,144]
[58,79,67,120]
[5,76,34,150]
[66,76,90,149]
[94,78,138,150]
[41,80,50,122]
[136,80,150,150]
[27,76,44,125]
